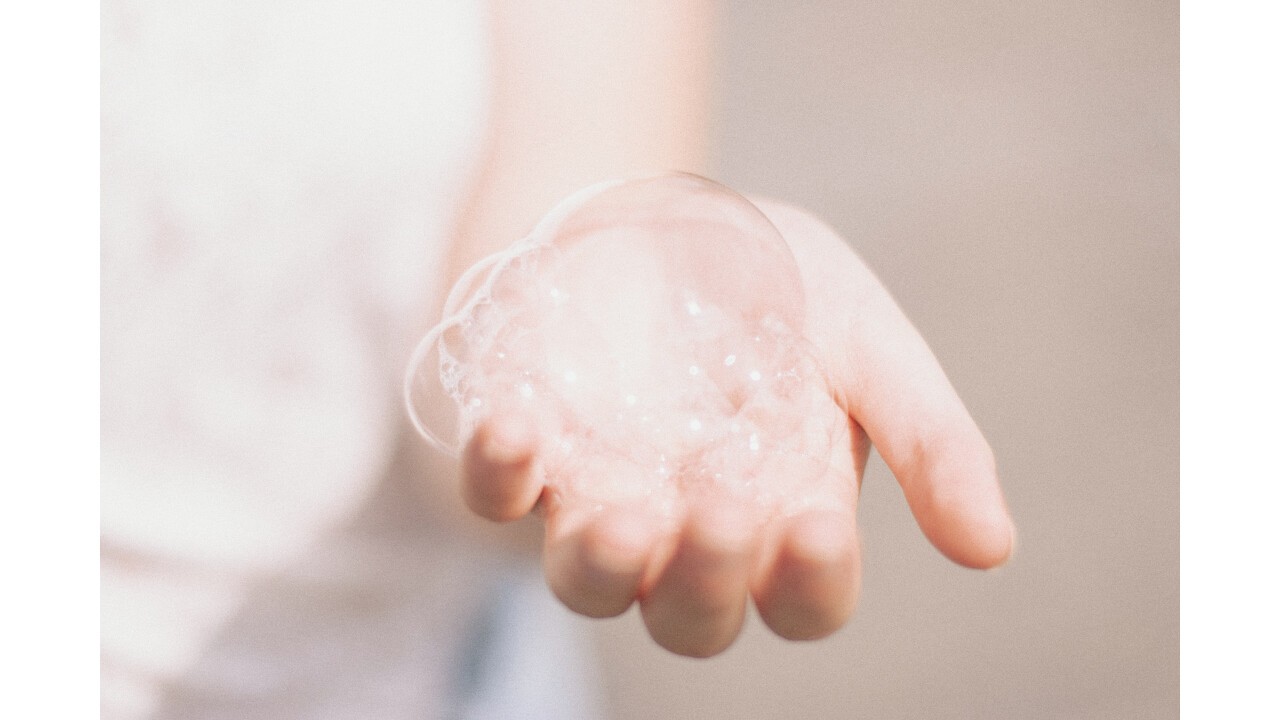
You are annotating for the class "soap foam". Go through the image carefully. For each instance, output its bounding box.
[407,174,845,520]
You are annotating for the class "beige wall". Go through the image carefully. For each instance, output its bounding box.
[593,1,1178,718]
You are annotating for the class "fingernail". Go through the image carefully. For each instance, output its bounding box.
[1002,520,1018,565]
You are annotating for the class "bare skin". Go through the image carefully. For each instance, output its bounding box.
[428,1,1013,657]
[458,200,1016,657]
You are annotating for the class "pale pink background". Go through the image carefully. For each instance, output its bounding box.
[592,2,1178,718]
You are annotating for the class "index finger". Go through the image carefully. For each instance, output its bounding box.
[761,202,1016,569]
[840,286,1015,569]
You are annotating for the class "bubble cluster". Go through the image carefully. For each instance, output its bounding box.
[406,174,841,518]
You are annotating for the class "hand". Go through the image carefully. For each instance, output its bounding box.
[458,200,1016,657]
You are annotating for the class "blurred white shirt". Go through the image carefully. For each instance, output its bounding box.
[101,1,600,717]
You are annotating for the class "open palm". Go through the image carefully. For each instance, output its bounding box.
[458,200,1015,657]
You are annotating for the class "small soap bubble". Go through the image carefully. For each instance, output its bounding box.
[405,173,840,519]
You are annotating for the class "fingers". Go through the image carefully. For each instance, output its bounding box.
[546,502,863,652]
[460,412,544,522]
[639,504,755,658]
[758,201,1015,570]
[753,510,860,641]
[543,505,662,618]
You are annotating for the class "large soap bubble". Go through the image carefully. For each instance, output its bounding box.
[406,173,841,519]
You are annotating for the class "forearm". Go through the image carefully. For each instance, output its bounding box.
[446,0,714,278]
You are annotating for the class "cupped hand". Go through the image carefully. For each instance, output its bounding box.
[458,200,1015,657]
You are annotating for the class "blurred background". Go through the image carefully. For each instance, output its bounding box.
[590,1,1178,718]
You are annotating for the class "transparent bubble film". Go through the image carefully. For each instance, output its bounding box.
[406,174,846,520]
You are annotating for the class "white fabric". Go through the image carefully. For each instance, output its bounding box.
[101,2,599,717]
